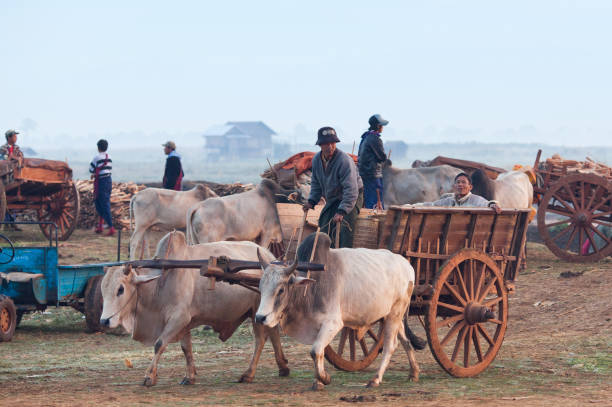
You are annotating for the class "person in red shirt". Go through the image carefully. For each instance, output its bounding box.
[1,129,24,162]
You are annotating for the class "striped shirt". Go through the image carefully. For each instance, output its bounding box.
[89,152,112,177]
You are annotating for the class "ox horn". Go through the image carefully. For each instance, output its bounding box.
[257,248,270,270]
[283,260,298,276]
[123,264,132,276]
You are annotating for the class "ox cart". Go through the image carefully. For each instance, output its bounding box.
[152,204,529,378]
[0,158,80,241]
[532,150,612,262]
[0,225,121,342]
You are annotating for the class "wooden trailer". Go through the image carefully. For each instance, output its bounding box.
[0,158,80,241]
[532,150,612,262]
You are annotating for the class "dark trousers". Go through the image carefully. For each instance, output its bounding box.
[363,177,384,209]
[318,189,364,248]
[94,176,113,227]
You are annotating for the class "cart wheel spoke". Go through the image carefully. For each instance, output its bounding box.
[562,184,580,211]
[589,223,611,245]
[472,326,483,362]
[463,326,472,368]
[440,320,466,347]
[552,193,575,213]
[451,325,468,363]
[453,266,470,302]
[325,320,384,372]
[436,313,465,330]
[337,328,348,357]
[585,185,601,211]
[550,223,572,241]
[358,338,369,356]
[444,281,467,306]
[562,225,579,251]
[476,324,495,347]
[349,330,356,361]
[477,275,498,303]
[437,301,465,313]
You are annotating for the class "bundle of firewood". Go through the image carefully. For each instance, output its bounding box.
[544,154,612,178]
[75,180,146,230]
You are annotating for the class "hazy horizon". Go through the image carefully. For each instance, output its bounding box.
[3,1,612,148]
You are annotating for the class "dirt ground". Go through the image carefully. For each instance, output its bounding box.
[0,229,611,406]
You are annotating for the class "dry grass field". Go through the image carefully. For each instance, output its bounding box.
[0,228,611,406]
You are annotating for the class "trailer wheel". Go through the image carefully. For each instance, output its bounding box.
[0,295,17,342]
[84,275,105,333]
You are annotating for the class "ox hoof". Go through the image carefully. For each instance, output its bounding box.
[409,374,419,382]
[278,367,290,377]
[143,377,156,387]
[180,377,195,385]
[317,371,331,385]
[238,374,254,384]
[311,380,326,391]
[366,379,380,388]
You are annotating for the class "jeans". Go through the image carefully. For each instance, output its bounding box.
[363,177,384,209]
[94,176,113,227]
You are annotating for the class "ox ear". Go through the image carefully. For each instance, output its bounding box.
[257,248,270,270]
[288,275,315,286]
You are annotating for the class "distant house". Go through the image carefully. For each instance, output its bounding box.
[203,121,275,161]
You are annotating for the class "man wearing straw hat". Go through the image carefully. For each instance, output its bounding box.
[303,126,363,248]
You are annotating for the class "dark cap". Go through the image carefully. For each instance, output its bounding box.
[316,127,340,145]
[5,129,19,138]
[368,114,389,128]
[162,141,176,150]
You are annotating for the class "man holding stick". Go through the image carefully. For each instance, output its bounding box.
[303,127,363,248]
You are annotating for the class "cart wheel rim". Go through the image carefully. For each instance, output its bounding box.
[425,249,508,377]
[537,173,612,263]
[324,320,384,372]
[0,307,11,333]
[38,182,80,241]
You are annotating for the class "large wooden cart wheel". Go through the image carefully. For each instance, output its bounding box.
[324,319,384,371]
[0,183,6,224]
[38,182,80,241]
[537,173,612,262]
[0,295,17,342]
[425,249,508,377]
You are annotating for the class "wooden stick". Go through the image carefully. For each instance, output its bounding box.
[351,140,356,155]
[294,211,308,261]
[387,149,392,160]
[283,227,297,261]
[304,228,321,296]
[335,220,341,248]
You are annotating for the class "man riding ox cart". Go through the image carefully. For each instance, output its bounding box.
[303,127,363,248]
[255,233,420,390]
[100,231,290,387]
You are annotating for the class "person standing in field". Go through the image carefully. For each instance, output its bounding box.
[162,141,183,190]
[89,139,115,236]
[358,114,389,209]
[0,129,24,162]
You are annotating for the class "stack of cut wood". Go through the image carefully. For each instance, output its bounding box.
[75,180,146,230]
[145,180,255,196]
[544,154,612,178]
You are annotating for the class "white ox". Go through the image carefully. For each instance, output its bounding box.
[186,179,283,248]
[383,164,462,206]
[129,185,217,259]
[471,169,533,209]
[100,231,290,386]
[255,233,419,390]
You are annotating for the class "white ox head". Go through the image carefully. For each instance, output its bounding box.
[99,265,161,330]
[254,249,314,327]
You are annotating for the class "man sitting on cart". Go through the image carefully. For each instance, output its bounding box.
[303,126,363,248]
[414,172,502,214]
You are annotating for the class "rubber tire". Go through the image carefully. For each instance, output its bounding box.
[0,295,17,342]
[84,275,105,333]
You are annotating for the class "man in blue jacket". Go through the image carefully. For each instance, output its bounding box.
[358,114,389,209]
[303,127,363,248]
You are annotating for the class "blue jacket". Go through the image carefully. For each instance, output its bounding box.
[358,130,386,179]
[308,149,362,215]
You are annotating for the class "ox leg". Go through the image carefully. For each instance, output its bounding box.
[129,226,149,260]
[179,332,196,385]
[143,315,190,387]
[310,320,342,391]
[367,317,402,388]
[238,321,268,383]
[398,336,420,382]
[266,325,290,377]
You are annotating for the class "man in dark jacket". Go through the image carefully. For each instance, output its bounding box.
[358,114,389,209]
[303,127,363,248]
[162,141,183,190]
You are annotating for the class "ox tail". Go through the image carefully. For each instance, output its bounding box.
[185,206,198,245]
[129,195,135,232]
[403,313,427,351]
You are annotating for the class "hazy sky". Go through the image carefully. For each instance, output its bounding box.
[2,1,612,147]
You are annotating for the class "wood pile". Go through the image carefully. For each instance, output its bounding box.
[544,154,612,178]
[144,180,255,196]
[75,180,146,230]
